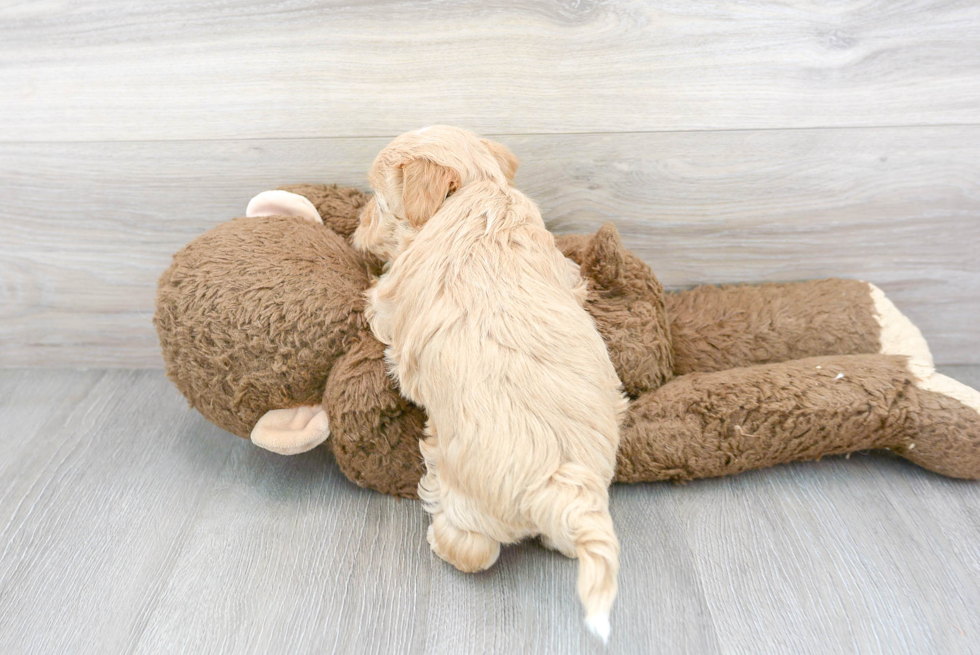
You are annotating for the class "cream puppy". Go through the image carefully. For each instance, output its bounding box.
[353,126,627,641]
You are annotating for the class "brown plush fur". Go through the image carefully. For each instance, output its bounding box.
[156,213,371,439]
[279,184,369,240]
[155,185,980,499]
[324,335,427,497]
[556,229,673,397]
[618,355,919,482]
[666,279,881,375]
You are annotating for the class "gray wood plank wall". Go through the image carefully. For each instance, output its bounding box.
[1,1,978,366]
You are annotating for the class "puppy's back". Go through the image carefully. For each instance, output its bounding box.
[394,180,625,641]
[398,182,624,499]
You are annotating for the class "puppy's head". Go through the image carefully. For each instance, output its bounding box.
[352,126,520,261]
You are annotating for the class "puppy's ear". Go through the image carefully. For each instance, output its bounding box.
[401,158,460,228]
[480,138,520,183]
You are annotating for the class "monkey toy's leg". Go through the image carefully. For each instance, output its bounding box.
[665,279,925,375]
[615,354,980,483]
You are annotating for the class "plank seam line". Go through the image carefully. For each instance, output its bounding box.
[2,122,980,146]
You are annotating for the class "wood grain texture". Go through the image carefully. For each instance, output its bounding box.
[1,367,979,654]
[2,127,978,367]
[2,1,980,141]
[0,370,236,654]
[675,460,980,653]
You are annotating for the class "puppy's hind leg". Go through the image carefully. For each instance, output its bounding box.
[426,512,501,573]
[418,426,501,573]
[527,463,619,643]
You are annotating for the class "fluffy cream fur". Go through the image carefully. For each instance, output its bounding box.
[354,126,626,640]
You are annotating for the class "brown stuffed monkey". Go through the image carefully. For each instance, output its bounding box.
[155,185,980,498]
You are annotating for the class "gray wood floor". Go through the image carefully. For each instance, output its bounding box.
[2,367,979,655]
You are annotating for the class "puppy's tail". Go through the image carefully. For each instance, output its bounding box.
[528,463,620,644]
[577,522,619,644]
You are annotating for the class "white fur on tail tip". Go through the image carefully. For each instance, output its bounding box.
[246,190,322,224]
[585,613,611,644]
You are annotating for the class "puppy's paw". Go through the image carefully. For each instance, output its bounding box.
[427,516,500,573]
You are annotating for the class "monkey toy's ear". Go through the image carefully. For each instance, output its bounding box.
[250,405,330,456]
[246,190,322,224]
[247,185,372,239]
